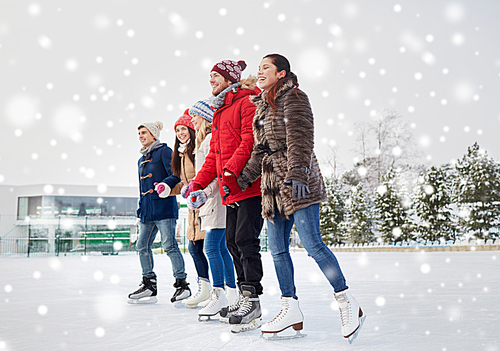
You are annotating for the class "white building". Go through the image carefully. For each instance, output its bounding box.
[0,184,189,256]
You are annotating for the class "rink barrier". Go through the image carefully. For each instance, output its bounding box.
[329,238,500,252]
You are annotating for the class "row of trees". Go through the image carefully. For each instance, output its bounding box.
[319,110,500,245]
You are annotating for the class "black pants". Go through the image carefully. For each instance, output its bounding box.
[225,195,264,295]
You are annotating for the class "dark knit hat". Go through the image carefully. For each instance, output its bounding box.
[174,109,195,132]
[211,60,247,83]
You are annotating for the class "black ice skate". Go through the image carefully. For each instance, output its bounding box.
[171,278,191,303]
[219,287,243,323]
[229,285,262,333]
[128,276,158,304]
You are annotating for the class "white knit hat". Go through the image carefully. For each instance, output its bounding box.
[138,121,163,140]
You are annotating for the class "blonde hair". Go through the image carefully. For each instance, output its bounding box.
[195,118,212,153]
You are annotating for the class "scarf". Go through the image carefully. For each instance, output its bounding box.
[178,139,190,154]
[140,140,161,158]
[210,82,240,109]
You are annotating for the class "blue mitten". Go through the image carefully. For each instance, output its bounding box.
[188,190,208,210]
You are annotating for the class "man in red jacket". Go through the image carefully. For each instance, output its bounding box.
[187,59,263,333]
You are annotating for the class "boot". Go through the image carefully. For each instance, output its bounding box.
[219,287,243,324]
[261,296,303,334]
[171,278,191,303]
[229,285,262,333]
[225,286,238,306]
[334,289,365,343]
[184,277,210,308]
[128,276,157,304]
[198,287,228,321]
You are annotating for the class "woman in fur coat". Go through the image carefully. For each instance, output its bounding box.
[237,54,365,342]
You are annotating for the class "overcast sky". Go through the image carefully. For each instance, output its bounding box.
[1,0,499,190]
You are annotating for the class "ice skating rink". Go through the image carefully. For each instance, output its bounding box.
[1,250,499,351]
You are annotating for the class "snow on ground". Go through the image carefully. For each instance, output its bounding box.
[1,250,499,351]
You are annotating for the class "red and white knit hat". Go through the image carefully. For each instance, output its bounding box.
[211,60,247,83]
[174,109,195,132]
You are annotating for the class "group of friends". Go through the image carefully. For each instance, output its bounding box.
[128,53,365,341]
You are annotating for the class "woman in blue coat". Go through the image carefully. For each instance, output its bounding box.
[128,121,191,304]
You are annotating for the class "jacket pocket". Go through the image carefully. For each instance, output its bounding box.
[225,121,241,143]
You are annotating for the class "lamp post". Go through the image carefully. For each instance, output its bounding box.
[26,216,31,258]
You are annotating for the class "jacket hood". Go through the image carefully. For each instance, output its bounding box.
[239,75,258,91]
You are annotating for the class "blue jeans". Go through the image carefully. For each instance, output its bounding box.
[188,240,209,280]
[267,203,348,298]
[204,229,236,288]
[136,218,186,280]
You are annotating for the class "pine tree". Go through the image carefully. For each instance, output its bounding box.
[345,183,375,243]
[413,165,456,242]
[373,168,414,243]
[320,175,347,245]
[453,143,500,239]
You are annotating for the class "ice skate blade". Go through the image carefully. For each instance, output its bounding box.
[185,304,203,310]
[173,300,186,308]
[261,330,307,340]
[347,314,366,344]
[127,296,158,304]
[198,314,219,322]
[230,318,262,333]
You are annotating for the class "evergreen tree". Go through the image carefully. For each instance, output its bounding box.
[413,165,456,242]
[453,143,500,239]
[373,168,414,243]
[345,183,375,243]
[320,175,347,245]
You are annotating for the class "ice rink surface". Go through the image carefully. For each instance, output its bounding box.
[1,250,499,351]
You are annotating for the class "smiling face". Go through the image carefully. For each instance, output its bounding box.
[175,125,190,143]
[257,57,286,92]
[191,114,204,132]
[209,71,232,96]
[138,127,155,147]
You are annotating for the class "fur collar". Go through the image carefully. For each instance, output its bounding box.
[251,80,295,109]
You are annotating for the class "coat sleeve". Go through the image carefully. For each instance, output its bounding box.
[238,142,264,191]
[136,159,143,218]
[160,147,181,189]
[192,136,217,191]
[283,89,314,185]
[223,98,256,177]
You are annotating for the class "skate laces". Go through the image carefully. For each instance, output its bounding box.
[227,293,243,311]
[336,292,352,326]
[192,280,203,298]
[269,299,290,324]
[234,296,251,316]
[206,288,220,308]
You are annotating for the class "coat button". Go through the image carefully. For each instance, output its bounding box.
[214,126,218,131]
[216,150,219,154]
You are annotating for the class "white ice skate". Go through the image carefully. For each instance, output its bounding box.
[261,296,306,340]
[184,277,210,309]
[334,289,366,344]
[229,285,262,333]
[127,277,158,304]
[198,287,228,322]
[225,286,238,306]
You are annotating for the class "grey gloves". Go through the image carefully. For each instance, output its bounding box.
[284,179,310,201]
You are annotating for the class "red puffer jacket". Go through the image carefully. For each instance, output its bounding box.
[193,76,262,205]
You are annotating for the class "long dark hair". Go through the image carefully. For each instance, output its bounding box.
[263,53,300,110]
[171,127,196,177]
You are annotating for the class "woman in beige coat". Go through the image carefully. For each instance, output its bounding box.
[184,99,237,320]
[170,110,209,307]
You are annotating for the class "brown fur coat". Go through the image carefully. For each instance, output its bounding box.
[239,80,327,221]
